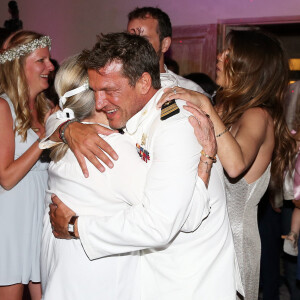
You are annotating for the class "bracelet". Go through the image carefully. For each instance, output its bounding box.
[60,118,79,144]
[199,158,213,173]
[58,120,69,141]
[201,150,217,163]
[216,126,231,138]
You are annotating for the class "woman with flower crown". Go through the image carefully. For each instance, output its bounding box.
[0,30,54,300]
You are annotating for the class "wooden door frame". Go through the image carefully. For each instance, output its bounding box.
[170,16,300,81]
[217,15,300,52]
[171,24,217,79]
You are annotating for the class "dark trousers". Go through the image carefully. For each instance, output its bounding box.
[258,192,281,300]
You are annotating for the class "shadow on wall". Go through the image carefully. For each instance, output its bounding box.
[0,1,23,47]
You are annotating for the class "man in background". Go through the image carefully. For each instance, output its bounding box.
[127,7,207,94]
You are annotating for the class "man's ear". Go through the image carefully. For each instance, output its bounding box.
[161,37,171,54]
[136,72,152,95]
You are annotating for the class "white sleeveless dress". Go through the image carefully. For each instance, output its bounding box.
[0,93,48,284]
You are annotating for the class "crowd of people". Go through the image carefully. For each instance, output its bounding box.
[0,5,299,300]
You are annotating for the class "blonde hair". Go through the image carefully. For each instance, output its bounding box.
[50,54,95,162]
[0,30,50,141]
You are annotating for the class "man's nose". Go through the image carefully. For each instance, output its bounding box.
[95,91,108,110]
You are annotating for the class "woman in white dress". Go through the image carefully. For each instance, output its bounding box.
[41,54,148,300]
[0,31,54,300]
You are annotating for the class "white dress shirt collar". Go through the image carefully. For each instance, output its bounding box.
[160,65,179,87]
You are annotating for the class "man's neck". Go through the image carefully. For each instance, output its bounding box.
[137,87,159,114]
[146,87,159,103]
[160,57,165,73]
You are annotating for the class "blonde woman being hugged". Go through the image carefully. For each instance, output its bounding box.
[158,30,297,300]
[41,53,147,300]
[0,31,54,300]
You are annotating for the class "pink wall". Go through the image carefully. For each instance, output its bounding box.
[1,0,300,62]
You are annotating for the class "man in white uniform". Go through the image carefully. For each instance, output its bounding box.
[48,33,242,299]
[127,7,208,94]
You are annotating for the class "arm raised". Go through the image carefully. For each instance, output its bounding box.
[158,87,270,178]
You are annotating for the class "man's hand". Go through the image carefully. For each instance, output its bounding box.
[65,122,119,177]
[183,103,217,188]
[184,102,217,158]
[49,194,76,239]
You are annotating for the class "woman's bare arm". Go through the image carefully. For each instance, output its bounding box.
[0,98,44,190]
[158,87,269,178]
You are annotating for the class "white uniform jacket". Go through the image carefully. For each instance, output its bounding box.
[161,65,209,96]
[41,87,242,299]
[77,89,242,300]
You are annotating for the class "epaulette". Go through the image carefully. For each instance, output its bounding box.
[160,100,180,120]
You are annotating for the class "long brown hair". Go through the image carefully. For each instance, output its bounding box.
[0,30,50,141]
[216,30,297,185]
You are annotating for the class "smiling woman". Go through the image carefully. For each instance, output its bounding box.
[0,31,54,300]
[24,47,54,101]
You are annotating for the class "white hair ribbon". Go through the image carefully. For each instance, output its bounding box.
[56,108,75,120]
[58,81,89,110]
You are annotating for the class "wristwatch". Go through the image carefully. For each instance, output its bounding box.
[68,215,78,238]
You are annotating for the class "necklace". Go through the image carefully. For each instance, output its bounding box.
[31,127,40,132]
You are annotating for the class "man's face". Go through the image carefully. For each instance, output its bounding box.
[88,61,145,129]
[127,16,162,58]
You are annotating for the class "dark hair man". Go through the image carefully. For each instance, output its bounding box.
[127,7,206,95]
[45,32,242,299]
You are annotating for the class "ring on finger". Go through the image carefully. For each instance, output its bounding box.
[173,88,177,95]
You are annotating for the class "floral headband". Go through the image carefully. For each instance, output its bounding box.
[0,35,51,64]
